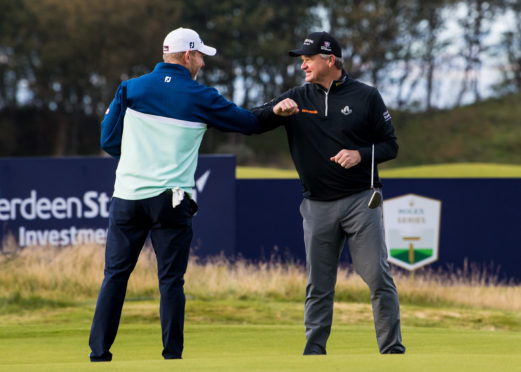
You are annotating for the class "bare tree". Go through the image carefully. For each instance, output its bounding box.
[327,0,404,88]
[455,0,503,106]
[495,0,521,94]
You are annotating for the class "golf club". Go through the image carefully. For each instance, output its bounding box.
[368,144,382,209]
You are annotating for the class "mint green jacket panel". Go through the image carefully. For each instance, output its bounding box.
[113,108,206,200]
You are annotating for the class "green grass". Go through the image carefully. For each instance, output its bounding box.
[236,165,299,178]
[2,245,521,370]
[236,162,521,179]
[391,93,521,166]
[0,291,76,314]
[379,162,521,178]
[1,300,521,371]
[1,316,521,371]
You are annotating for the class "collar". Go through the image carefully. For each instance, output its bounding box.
[153,62,191,77]
[334,70,349,86]
[314,70,349,93]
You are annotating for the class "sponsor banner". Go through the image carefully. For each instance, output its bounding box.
[2,158,521,282]
[383,193,442,270]
[235,178,521,282]
[0,156,235,256]
[0,157,116,248]
[235,179,304,261]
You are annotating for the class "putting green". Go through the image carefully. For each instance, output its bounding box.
[1,323,520,371]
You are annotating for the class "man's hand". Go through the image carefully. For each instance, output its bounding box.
[330,149,361,169]
[273,98,299,116]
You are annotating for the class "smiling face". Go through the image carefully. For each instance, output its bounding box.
[300,54,340,89]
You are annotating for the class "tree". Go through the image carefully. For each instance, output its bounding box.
[21,0,186,155]
[0,0,33,110]
[326,0,404,87]
[495,0,521,94]
[324,0,453,110]
[0,0,517,159]
[454,0,503,106]
[176,0,321,159]
[0,0,322,158]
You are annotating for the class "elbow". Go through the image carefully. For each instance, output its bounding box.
[100,137,108,151]
[240,123,258,136]
[100,138,111,153]
[100,139,120,158]
[390,141,399,160]
[242,117,260,135]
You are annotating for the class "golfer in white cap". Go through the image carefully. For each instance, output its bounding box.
[89,27,259,362]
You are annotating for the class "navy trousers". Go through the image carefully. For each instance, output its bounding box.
[89,190,195,361]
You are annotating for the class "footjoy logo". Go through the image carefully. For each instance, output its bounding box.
[341,106,352,115]
[383,194,442,271]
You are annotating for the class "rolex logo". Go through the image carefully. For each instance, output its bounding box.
[341,106,352,115]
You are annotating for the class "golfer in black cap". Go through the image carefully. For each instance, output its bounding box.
[254,31,405,355]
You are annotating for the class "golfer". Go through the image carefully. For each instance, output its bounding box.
[254,31,406,355]
[89,27,259,361]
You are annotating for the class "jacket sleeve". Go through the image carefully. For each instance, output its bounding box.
[251,90,294,133]
[198,87,259,134]
[100,82,127,158]
[358,89,399,165]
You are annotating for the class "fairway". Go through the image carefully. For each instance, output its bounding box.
[1,317,521,371]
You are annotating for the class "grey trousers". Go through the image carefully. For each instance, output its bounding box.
[300,189,405,355]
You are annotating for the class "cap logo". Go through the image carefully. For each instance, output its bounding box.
[163,28,216,56]
[304,38,314,45]
[321,41,332,52]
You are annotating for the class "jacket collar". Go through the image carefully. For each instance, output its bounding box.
[313,69,349,93]
[153,62,191,77]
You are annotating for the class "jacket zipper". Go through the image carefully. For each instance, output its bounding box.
[324,81,334,117]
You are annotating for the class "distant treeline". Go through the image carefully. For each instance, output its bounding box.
[1,0,520,159]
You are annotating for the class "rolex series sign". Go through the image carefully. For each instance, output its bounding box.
[383,193,442,271]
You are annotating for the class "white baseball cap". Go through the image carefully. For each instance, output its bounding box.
[163,27,217,56]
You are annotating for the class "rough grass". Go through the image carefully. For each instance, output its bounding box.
[1,244,520,329]
[3,246,520,371]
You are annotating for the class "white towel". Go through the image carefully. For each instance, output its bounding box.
[171,187,184,208]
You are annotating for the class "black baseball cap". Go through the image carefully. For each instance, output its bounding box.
[289,31,342,58]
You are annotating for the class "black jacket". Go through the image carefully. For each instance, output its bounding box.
[254,71,398,201]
